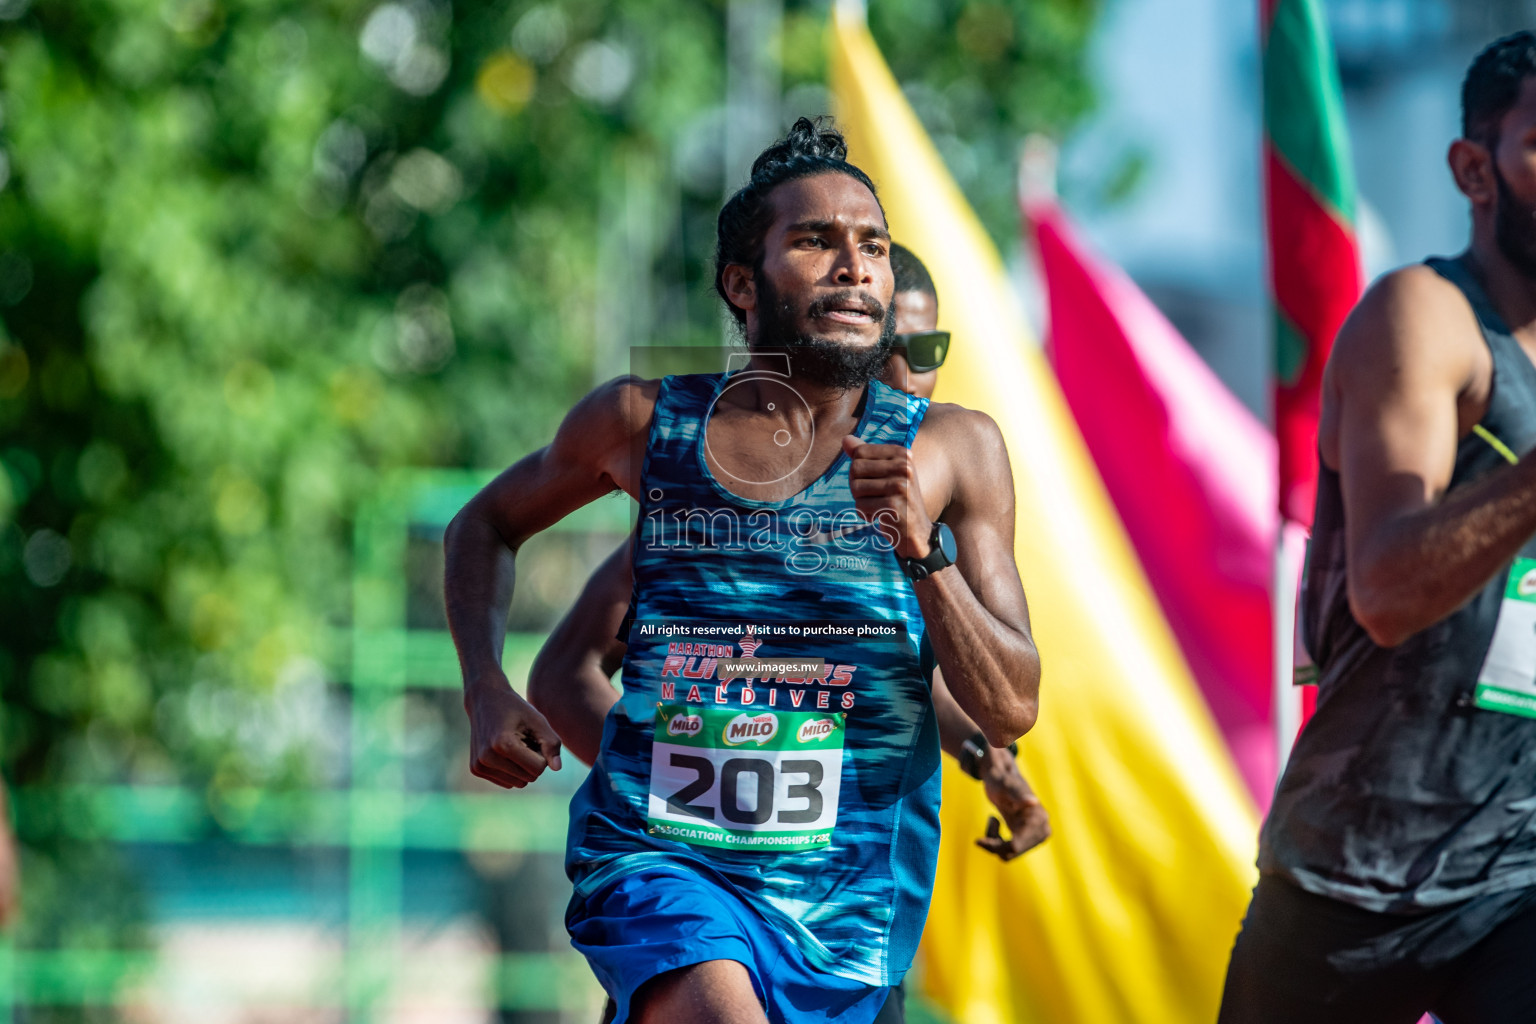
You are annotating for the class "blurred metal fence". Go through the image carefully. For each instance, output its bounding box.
[6,469,632,1022]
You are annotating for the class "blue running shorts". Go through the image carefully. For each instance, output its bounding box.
[567,863,890,1024]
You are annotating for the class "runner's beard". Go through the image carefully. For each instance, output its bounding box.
[1494,161,1536,279]
[751,275,897,390]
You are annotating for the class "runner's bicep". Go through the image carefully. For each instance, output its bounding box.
[1334,290,1472,568]
[1337,271,1485,505]
[944,414,1031,634]
[950,507,1031,634]
[463,379,655,549]
[529,542,632,709]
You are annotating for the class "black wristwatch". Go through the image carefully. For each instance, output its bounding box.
[958,731,1020,781]
[901,522,957,581]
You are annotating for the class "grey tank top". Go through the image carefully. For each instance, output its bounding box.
[1261,254,1536,913]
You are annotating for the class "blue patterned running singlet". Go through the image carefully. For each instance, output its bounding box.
[565,371,942,988]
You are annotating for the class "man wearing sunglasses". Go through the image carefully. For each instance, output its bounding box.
[526,242,1050,1024]
[878,244,1049,867]
[878,243,949,399]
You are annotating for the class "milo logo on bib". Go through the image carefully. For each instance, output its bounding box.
[723,713,778,746]
[667,713,703,738]
[1518,567,1536,598]
[647,705,846,852]
[797,718,837,743]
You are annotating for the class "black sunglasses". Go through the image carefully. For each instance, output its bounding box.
[893,330,950,373]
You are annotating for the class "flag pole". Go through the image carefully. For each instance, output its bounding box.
[1262,0,1361,783]
[1273,518,1304,774]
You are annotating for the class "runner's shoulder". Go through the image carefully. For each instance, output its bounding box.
[599,374,662,434]
[546,377,661,497]
[1332,263,1484,383]
[558,375,661,448]
[918,401,1003,445]
[913,401,1008,473]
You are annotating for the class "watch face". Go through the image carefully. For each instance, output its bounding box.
[936,523,957,564]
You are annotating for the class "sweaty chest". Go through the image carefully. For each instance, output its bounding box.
[703,411,856,504]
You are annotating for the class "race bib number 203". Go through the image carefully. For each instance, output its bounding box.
[646,704,845,852]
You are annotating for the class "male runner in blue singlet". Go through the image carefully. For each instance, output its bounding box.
[444,118,1040,1024]
[527,243,1050,857]
[528,243,1049,1024]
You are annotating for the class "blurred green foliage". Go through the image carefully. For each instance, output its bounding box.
[0,0,1098,1000]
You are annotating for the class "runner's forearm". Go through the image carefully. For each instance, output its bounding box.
[915,568,1039,747]
[443,509,518,690]
[527,541,633,764]
[528,653,621,765]
[1351,454,1536,646]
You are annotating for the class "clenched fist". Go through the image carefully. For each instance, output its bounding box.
[976,752,1051,861]
[843,434,933,560]
[464,670,563,789]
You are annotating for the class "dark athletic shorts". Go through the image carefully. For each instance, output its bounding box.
[1218,874,1536,1024]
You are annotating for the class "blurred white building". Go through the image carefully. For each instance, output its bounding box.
[1061,0,1535,418]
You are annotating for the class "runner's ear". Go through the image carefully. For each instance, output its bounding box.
[1449,137,1495,205]
[721,263,757,316]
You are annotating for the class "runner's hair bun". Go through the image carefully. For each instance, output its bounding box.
[750,116,849,180]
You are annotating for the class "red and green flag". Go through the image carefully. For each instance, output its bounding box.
[1262,0,1363,526]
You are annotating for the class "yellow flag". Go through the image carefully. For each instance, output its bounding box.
[829,10,1259,1023]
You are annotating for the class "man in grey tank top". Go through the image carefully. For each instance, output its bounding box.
[1218,33,1536,1023]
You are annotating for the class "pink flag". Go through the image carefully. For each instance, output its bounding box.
[1028,198,1278,807]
